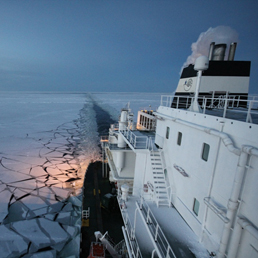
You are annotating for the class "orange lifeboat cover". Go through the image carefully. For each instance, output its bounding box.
[87,243,105,258]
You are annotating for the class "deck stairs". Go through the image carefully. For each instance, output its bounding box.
[150,151,170,207]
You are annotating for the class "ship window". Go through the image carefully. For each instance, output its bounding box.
[193,198,200,216]
[166,127,170,139]
[177,132,182,146]
[202,143,210,161]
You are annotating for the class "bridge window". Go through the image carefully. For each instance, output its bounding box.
[193,198,200,216]
[166,127,170,139]
[202,143,210,161]
[177,132,182,146]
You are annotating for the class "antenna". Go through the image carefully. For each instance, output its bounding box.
[189,56,209,112]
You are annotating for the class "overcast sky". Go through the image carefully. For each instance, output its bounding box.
[0,0,258,93]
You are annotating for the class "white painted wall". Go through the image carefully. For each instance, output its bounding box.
[112,150,136,177]
[155,105,258,255]
[132,152,148,196]
[176,76,249,94]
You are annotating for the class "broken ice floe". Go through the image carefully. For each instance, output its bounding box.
[0,93,108,257]
[0,126,83,256]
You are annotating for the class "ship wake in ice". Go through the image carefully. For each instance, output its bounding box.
[0,92,163,257]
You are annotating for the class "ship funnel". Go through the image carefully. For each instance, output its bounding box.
[228,42,237,61]
[208,42,215,60]
[211,44,227,60]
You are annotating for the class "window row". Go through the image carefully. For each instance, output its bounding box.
[166,127,210,161]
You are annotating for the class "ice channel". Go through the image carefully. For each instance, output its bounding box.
[0,93,101,257]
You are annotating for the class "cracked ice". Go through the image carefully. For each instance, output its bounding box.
[0,93,101,258]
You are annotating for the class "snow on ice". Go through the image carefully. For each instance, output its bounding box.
[0,92,163,257]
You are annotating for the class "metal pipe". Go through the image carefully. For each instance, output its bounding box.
[238,218,258,240]
[227,218,243,258]
[227,217,258,258]
[217,150,248,258]
[228,42,237,61]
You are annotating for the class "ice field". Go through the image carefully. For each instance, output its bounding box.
[0,92,164,257]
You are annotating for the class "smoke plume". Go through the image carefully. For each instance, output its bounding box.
[183,26,239,68]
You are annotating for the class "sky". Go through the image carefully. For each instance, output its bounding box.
[0,0,258,93]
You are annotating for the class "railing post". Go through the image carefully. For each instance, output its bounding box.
[151,249,156,258]
[155,224,159,242]
[136,247,140,258]
[246,100,253,123]
[146,208,150,224]
[232,95,235,108]
[176,96,179,109]
[223,98,228,118]
[237,95,240,107]
[132,208,138,240]
[211,91,215,108]
[166,185,172,207]
[203,98,207,114]
[166,246,170,258]
[140,196,143,210]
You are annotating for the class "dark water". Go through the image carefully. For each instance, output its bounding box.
[80,101,124,257]
[92,102,117,135]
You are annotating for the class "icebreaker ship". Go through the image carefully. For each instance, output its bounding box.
[100,42,258,258]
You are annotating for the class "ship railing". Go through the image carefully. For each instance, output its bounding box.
[117,186,154,202]
[136,121,156,131]
[117,186,178,257]
[117,186,177,256]
[160,94,258,124]
[121,130,156,150]
[136,200,176,258]
[121,210,142,258]
[121,130,148,149]
[114,239,128,257]
[117,187,144,258]
[160,95,175,107]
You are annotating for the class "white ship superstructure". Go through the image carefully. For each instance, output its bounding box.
[101,42,258,257]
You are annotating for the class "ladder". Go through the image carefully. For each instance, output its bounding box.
[150,151,170,207]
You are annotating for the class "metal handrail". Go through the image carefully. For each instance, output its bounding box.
[119,201,143,258]
[160,94,258,124]
[137,200,176,258]
[118,186,175,257]
[121,129,155,150]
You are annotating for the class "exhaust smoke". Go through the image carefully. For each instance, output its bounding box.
[182,26,239,69]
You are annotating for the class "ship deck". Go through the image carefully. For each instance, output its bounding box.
[121,195,209,258]
[80,162,124,257]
